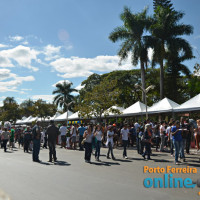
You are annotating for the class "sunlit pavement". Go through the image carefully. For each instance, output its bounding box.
[0,146,200,200]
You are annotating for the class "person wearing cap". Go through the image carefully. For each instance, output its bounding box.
[46,120,60,162]
[32,121,41,162]
[120,123,130,159]
[106,125,115,160]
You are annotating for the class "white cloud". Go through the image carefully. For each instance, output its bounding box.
[75,84,85,91]
[0,44,9,48]
[50,55,132,78]
[22,41,29,45]
[0,69,12,81]
[43,44,61,61]
[32,95,54,103]
[9,35,24,42]
[0,45,39,71]
[52,80,71,87]
[0,68,35,93]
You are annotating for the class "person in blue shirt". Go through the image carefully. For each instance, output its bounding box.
[78,124,86,151]
[171,121,183,165]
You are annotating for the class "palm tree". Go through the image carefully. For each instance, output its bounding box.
[149,1,193,99]
[53,81,77,112]
[3,97,16,105]
[165,41,193,102]
[109,7,152,103]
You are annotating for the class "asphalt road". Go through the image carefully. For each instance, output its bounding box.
[0,146,200,200]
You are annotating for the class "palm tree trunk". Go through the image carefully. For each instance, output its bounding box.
[140,61,146,103]
[160,60,164,100]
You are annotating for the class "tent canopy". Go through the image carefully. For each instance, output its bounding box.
[122,101,147,116]
[148,98,179,114]
[68,112,80,120]
[54,111,73,121]
[174,94,200,112]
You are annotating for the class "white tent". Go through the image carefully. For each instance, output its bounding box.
[148,98,179,114]
[174,94,200,112]
[54,111,73,121]
[28,117,38,123]
[16,116,27,125]
[68,112,80,120]
[21,116,33,124]
[103,106,124,117]
[122,101,147,116]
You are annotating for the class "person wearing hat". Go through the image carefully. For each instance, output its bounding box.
[106,125,115,160]
[46,120,60,162]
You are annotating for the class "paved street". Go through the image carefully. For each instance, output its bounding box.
[0,146,200,200]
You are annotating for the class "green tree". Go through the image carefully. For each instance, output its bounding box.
[34,99,57,122]
[109,7,152,103]
[0,97,20,122]
[77,79,120,122]
[20,99,35,117]
[150,0,193,99]
[53,81,77,112]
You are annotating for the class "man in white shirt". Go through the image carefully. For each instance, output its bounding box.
[121,123,130,159]
[134,121,140,133]
[160,121,166,152]
[59,123,67,148]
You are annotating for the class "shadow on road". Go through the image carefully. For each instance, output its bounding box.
[38,160,71,166]
[54,161,71,166]
[115,158,132,163]
[90,161,120,166]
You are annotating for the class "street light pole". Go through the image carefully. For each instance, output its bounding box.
[135,84,155,120]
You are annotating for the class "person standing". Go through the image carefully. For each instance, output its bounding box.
[94,124,103,161]
[171,121,183,165]
[24,126,32,153]
[9,126,15,150]
[106,125,115,160]
[83,125,93,163]
[70,124,77,150]
[32,121,41,162]
[1,128,10,152]
[66,126,71,149]
[78,124,86,151]
[120,124,130,159]
[59,123,67,148]
[46,120,60,162]
[159,121,166,152]
[142,124,152,160]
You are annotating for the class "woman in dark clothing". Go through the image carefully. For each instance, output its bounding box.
[142,124,152,160]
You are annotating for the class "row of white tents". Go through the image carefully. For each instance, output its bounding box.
[15,93,200,125]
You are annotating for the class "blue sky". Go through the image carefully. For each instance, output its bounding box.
[0,0,199,105]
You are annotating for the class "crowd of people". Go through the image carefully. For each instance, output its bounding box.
[0,117,199,165]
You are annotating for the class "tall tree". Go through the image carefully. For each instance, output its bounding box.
[150,0,193,99]
[53,81,77,112]
[109,7,152,103]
